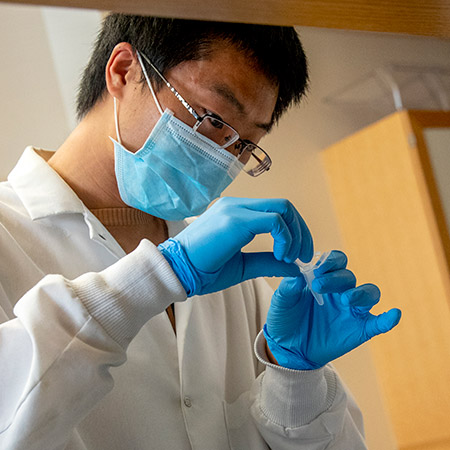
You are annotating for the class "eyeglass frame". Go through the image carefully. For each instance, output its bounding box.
[138,51,272,177]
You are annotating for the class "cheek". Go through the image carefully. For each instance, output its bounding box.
[119,94,161,152]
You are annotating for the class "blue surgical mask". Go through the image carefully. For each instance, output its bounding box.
[111,56,243,221]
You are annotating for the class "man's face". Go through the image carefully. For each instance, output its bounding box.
[123,44,278,154]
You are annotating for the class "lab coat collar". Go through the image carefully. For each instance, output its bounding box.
[7,146,189,241]
[8,146,85,220]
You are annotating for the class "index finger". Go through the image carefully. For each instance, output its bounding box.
[313,250,348,276]
[231,197,314,263]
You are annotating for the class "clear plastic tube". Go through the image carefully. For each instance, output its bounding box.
[295,251,331,306]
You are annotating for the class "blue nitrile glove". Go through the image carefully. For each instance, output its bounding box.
[263,250,402,370]
[158,197,313,296]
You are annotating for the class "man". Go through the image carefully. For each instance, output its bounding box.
[0,14,401,450]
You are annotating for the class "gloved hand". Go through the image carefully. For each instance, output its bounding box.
[263,250,402,370]
[158,197,313,296]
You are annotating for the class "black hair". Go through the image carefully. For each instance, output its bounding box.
[76,14,309,125]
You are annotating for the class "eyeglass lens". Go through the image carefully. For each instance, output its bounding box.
[195,116,238,148]
[196,117,271,175]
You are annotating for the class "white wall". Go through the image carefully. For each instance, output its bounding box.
[0,4,67,179]
[0,4,101,180]
[425,128,450,230]
[1,4,450,448]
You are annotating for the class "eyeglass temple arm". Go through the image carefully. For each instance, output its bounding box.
[251,152,264,164]
[139,52,201,121]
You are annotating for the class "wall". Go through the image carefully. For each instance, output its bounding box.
[1,4,450,448]
[0,4,101,179]
[425,128,450,229]
[0,4,67,179]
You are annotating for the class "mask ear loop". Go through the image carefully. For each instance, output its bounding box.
[113,97,122,144]
[136,50,163,116]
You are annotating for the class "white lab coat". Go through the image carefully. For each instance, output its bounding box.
[0,147,367,450]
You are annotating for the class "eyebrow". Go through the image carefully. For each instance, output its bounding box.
[210,83,273,133]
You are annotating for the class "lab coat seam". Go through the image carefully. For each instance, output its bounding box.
[323,368,338,413]
[67,284,134,349]
[62,278,123,347]
[221,401,236,450]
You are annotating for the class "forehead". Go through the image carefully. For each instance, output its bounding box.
[166,44,279,129]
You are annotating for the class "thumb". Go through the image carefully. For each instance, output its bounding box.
[365,308,402,339]
[241,252,301,281]
[271,276,306,308]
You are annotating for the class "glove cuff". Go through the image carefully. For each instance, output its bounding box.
[263,324,321,371]
[158,238,201,297]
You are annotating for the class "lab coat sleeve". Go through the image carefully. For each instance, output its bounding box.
[0,239,186,450]
[250,331,367,450]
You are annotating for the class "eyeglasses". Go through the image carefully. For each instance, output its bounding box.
[139,52,272,177]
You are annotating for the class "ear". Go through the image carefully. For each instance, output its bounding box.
[105,43,140,101]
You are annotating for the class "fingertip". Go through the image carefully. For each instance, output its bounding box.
[278,275,305,295]
[313,250,347,275]
[340,282,378,307]
[283,255,295,264]
[311,276,326,294]
[375,308,402,335]
[336,250,348,265]
[273,243,290,263]
[273,248,284,262]
[362,283,381,300]
[312,269,356,295]
[389,308,402,327]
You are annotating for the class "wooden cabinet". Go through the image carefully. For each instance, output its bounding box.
[322,111,450,450]
[2,0,450,38]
